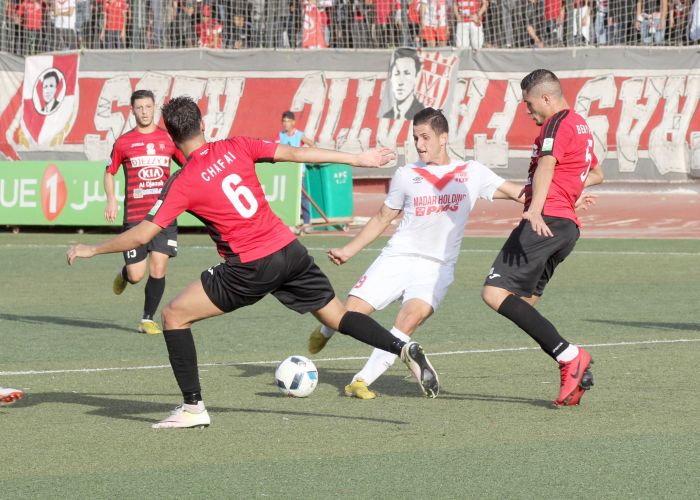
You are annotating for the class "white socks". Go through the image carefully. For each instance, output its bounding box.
[353,327,412,385]
[556,344,579,363]
[319,324,335,338]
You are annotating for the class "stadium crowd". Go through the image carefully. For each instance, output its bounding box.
[1,0,699,55]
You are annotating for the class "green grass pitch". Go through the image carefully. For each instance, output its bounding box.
[1,233,699,498]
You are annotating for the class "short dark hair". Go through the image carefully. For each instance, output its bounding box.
[413,107,448,135]
[520,69,560,93]
[282,111,295,120]
[43,71,59,85]
[162,96,202,143]
[130,89,155,107]
[389,47,421,74]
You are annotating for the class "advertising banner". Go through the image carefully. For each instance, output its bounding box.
[0,161,302,226]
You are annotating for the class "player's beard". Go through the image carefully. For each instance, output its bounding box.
[136,116,153,129]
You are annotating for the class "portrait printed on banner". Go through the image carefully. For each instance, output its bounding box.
[19,54,79,148]
[35,69,64,115]
[379,47,425,121]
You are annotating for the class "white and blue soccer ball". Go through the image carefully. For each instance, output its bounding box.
[275,355,318,398]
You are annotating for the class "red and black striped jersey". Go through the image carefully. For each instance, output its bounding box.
[106,127,186,224]
[523,109,599,226]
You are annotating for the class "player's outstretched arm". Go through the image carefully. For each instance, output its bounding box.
[67,221,162,265]
[493,180,526,203]
[328,204,401,265]
[275,144,396,168]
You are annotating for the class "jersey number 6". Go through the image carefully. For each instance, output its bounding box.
[222,173,258,218]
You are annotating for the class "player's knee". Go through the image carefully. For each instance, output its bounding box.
[481,286,503,310]
[161,302,180,330]
[126,270,145,284]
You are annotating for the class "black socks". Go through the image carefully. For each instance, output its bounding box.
[162,328,202,403]
[337,311,406,355]
[497,294,569,360]
[143,276,166,320]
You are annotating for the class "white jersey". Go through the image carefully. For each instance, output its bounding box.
[382,159,504,265]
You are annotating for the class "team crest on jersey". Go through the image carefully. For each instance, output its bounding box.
[159,142,165,150]
[542,138,554,152]
[146,143,156,155]
[453,171,469,183]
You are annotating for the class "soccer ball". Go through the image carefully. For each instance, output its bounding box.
[275,355,318,398]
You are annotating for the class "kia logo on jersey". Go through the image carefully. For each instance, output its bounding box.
[138,166,164,181]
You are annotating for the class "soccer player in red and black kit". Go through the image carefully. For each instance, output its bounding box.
[68,96,439,429]
[104,89,187,335]
[481,69,604,407]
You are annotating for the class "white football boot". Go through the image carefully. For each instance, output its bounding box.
[152,401,211,429]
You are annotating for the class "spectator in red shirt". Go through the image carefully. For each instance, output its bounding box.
[101,0,129,48]
[19,0,43,54]
[302,0,328,48]
[544,0,565,45]
[420,0,450,47]
[196,3,223,47]
[453,0,487,49]
[372,0,399,47]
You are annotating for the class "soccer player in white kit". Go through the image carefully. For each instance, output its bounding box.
[308,107,525,399]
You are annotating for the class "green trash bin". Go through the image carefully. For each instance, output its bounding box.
[305,163,353,225]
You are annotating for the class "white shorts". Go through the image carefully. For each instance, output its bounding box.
[348,254,454,311]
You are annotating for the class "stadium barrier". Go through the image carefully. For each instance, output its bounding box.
[1,47,699,182]
[0,160,303,226]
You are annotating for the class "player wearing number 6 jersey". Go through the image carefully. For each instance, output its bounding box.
[67,96,440,429]
[481,69,604,407]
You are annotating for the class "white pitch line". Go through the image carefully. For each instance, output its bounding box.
[1,338,698,377]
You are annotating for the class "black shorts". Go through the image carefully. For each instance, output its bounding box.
[122,222,178,265]
[200,239,336,314]
[484,216,579,297]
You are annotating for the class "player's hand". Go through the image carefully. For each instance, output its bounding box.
[522,211,553,237]
[66,244,97,265]
[327,247,351,266]
[575,192,597,211]
[104,200,119,223]
[356,148,396,168]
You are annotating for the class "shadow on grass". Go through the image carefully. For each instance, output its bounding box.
[232,362,424,400]
[436,390,553,408]
[233,364,550,408]
[9,391,409,425]
[586,319,700,332]
[0,313,134,333]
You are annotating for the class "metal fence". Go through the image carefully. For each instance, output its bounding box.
[1,0,699,55]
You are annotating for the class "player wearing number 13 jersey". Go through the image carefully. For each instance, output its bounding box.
[67,96,441,429]
[482,69,604,407]
[104,89,187,335]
